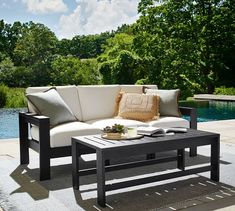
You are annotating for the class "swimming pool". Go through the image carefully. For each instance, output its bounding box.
[0,108,26,139]
[1,101,235,139]
[181,100,235,122]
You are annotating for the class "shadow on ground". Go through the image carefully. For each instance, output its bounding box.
[6,151,234,210]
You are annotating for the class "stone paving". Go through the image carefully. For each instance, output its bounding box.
[198,119,235,144]
[194,94,235,101]
[0,120,235,210]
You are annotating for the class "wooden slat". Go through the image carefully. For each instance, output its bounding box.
[73,129,220,151]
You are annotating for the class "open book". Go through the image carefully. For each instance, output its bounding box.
[137,126,187,137]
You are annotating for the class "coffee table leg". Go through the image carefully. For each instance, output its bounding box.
[211,137,220,181]
[97,150,106,207]
[72,140,79,189]
[177,149,185,170]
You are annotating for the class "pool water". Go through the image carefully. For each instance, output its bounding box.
[0,108,26,139]
[1,101,235,139]
[181,100,235,122]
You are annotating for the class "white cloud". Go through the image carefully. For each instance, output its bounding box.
[1,2,9,8]
[22,0,68,14]
[58,0,140,39]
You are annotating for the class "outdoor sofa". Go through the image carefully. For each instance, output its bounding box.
[19,85,197,180]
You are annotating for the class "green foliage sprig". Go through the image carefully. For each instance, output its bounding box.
[103,124,125,134]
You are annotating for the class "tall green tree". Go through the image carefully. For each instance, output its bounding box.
[0,20,23,61]
[56,38,72,56]
[69,32,112,59]
[14,22,57,66]
[14,22,58,85]
[98,33,134,62]
[98,33,146,84]
[135,0,235,96]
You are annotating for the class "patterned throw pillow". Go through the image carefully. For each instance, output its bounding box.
[115,93,160,121]
[26,88,77,127]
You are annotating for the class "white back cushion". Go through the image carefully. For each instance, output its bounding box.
[86,118,148,130]
[77,85,121,121]
[120,84,158,93]
[26,85,83,120]
[120,85,143,93]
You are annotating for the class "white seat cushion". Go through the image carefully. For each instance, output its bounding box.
[147,117,189,128]
[30,122,101,148]
[77,85,121,121]
[86,118,148,130]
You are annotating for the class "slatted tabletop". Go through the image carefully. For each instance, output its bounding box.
[72,129,219,150]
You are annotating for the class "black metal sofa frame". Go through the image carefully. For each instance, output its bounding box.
[19,107,197,180]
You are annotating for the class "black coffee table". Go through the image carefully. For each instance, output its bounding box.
[72,129,220,207]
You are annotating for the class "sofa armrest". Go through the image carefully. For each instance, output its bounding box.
[19,111,50,142]
[19,112,50,127]
[179,107,197,129]
[19,111,50,155]
[19,111,51,180]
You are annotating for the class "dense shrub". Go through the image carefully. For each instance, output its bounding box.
[5,88,26,108]
[0,85,8,107]
[214,86,235,95]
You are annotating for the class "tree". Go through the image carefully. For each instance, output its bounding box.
[5,21,24,61]
[14,22,58,85]
[14,22,57,66]
[115,24,134,34]
[99,50,148,84]
[135,0,235,97]
[0,20,26,63]
[56,38,72,56]
[0,57,32,87]
[98,33,134,62]
[70,32,112,59]
[50,56,101,85]
[98,33,142,84]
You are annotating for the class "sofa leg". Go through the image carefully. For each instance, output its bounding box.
[40,155,51,180]
[190,147,197,157]
[146,153,156,160]
[20,142,29,164]
[19,113,29,164]
[39,119,51,180]
[20,138,29,165]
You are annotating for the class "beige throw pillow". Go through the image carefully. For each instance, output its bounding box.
[115,93,160,121]
[146,89,181,117]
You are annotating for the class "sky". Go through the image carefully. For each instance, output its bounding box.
[0,0,141,39]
